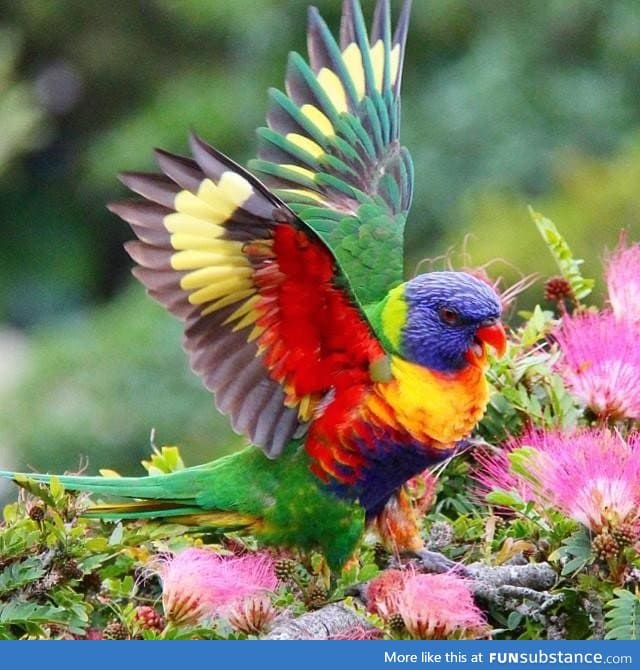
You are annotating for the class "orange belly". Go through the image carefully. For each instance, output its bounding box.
[370,355,490,446]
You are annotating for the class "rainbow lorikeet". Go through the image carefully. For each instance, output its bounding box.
[1,0,506,569]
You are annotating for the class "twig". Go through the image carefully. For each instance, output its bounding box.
[263,603,375,640]
[467,561,556,592]
[467,561,561,614]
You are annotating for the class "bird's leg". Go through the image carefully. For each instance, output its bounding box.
[374,482,471,576]
[453,436,491,455]
[374,486,425,556]
[401,548,470,576]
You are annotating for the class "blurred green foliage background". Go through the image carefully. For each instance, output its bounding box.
[1,0,639,488]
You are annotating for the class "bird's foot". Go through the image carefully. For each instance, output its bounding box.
[401,549,470,576]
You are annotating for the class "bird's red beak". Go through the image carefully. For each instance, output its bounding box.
[476,321,507,358]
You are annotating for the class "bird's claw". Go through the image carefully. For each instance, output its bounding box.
[403,549,471,576]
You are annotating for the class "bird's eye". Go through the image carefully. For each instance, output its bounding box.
[438,307,460,325]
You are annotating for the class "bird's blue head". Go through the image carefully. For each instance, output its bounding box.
[378,271,506,373]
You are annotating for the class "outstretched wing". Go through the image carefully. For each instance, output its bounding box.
[249,0,413,307]
[110,135,384,458]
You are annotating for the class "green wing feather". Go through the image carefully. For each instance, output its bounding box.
[248,0,413,306]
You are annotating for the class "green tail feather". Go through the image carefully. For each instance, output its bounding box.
[0,443,366,569]
[2,468,200,502]
[0,453,243,518]
[0,466,260,531]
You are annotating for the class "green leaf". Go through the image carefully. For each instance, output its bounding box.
[0,524,41,558]
[358,563,380,582]
[48,474,64,500]
[605,589,640,640]
[0,600,70,626]
[141,445,185,475]
[147,523,191,539]
[79,552,111,571]
[549,528,593,576]
[13,474,57,507]
[337,562,359,588]
[561,555,589,575]
[485,488,525,511]
[518,305,556,347]
[507,610,523,630]
[530,208,594,302]
[2,502,18,523]
[84,537,109,552]
[0,557,46,595]
[104,574,137,598]
[108,522,124,546]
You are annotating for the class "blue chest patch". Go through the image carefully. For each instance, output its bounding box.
[328,436,457,519]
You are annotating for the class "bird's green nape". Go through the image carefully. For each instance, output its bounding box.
[365,283,408,356]
[0,442,365,571]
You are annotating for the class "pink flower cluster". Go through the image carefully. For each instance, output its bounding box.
[155,548,278,631]
[473,427,640,535]
[551,236,640,420]
[605,236,640,327]
[367,569,489,639]
[553,311,640,420]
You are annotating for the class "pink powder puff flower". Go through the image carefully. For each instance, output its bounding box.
[474,427,640,537]
[156,548,278,626]
[227,593,277,635]
[553,310,640,420]
[522,428,640,535]
[397,573,489,640]
[366,569,410,620]
[605,236,640,327]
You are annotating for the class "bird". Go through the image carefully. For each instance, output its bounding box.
[0,0,506,570]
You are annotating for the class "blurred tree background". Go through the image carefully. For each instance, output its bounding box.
[0,0,639,495]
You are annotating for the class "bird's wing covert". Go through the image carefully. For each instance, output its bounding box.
[249,0,414,306]
[111,135,384,458]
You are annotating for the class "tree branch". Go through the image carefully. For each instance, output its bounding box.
[264,604,376,640]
